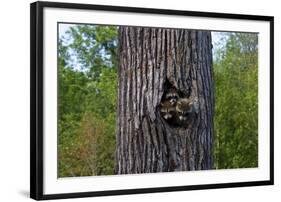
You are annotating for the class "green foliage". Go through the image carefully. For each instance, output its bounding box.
[66,25,117,77]
[213,33,258,169]
[59,112,115,176]
[58,24,118,177]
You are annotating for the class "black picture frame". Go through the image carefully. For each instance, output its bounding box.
[30,1,274,200]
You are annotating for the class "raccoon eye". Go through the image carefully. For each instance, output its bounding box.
[169,96,178,101]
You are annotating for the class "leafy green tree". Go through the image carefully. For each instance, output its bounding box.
[66,25,117,77]
[58,24,118,177]
[213,33,258,169]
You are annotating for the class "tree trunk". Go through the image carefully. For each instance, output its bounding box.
[115,27,214,174]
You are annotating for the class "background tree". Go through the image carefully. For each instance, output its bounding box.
[58,25,118,176]
[116,27,214,174]
[213,33,258,169]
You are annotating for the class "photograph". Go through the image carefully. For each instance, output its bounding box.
[58,23,258,177]
[30,2,273,199]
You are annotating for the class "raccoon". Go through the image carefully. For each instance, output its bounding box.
[160,100,176,120]
[165,88,179,106]
[176,97,199,121]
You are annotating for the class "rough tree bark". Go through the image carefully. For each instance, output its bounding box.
[115,27,214,174]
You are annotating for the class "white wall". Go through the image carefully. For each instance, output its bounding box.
[0,0,279,201]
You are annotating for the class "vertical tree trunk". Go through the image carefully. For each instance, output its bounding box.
[116,27,214,174]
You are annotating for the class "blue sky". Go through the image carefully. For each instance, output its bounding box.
[59,23,73,38]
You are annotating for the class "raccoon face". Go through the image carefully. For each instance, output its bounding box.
[168,97,178,106]
[175,98,192,121]
[160,100,176,120]
[165,88,179,106]
[176,98,192,115]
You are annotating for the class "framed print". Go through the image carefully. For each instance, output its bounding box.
[30,1,274,200]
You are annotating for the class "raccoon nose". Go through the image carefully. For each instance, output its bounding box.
[170,99,176,105]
